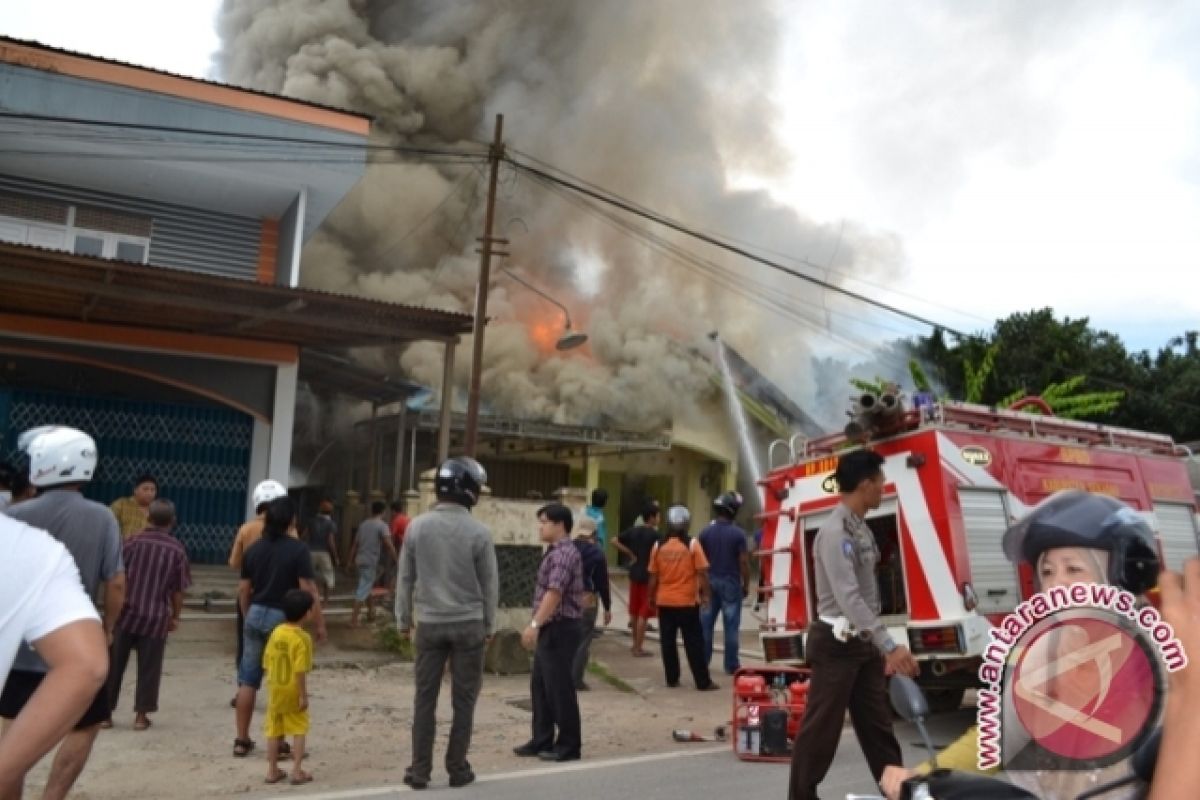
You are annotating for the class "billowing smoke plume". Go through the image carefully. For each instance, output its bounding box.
[216,0,904,430]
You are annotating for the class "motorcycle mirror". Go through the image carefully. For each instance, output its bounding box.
[889,675,930,722]
[1132,727,1161,783]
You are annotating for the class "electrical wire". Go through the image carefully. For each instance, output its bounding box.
[520,166,924,342]
[521,169,893,359]
[369,168,482,264]
[507,154,967,338]
[508,146,990,328]
[0,111,488,159]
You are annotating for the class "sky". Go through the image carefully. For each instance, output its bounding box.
[2,0,1197,353]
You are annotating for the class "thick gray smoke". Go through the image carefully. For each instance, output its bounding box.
[216,0,904,431]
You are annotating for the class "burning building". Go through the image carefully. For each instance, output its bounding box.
[215,1,900,541]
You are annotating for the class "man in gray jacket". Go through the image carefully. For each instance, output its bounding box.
[395,457,498,791]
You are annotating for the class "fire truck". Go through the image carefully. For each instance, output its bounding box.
[756,398,1199,711]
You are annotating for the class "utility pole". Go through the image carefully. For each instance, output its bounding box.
[463,113,505,458]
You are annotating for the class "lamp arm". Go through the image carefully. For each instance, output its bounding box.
[499,268,573,328]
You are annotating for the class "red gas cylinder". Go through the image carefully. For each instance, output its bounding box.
[735,675,769,700]
[789,680,810,705]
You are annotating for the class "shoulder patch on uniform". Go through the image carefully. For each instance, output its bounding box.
[841,539,855,559]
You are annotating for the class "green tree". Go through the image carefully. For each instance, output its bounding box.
[912,310,1200,441]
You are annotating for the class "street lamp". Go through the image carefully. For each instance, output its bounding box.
[499,267,589,351]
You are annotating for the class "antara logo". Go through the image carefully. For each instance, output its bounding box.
[820,473,839,494]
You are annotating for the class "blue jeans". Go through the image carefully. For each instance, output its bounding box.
[238,604,286,689]
[701,575,743,674]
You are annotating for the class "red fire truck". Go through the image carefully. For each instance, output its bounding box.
[756,400,1199,711]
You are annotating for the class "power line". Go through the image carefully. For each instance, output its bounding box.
[369,168,483,264]
[520,169,891,359]
[505,155,968,338]
[0,112,488,159]
[507,146,990,329]
[519,166,927,344]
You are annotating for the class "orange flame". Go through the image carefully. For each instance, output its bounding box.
[530,322,558,354]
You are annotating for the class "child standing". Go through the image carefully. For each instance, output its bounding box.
[263,589,315,785]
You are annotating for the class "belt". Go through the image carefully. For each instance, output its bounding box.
[817,615,873,642]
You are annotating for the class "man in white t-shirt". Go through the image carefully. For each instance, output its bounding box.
[0,514,108,796]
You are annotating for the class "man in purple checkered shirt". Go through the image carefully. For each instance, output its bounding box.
[515,503,584,763]
[104,499,191,731]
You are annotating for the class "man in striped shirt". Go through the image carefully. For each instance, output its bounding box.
[104,499,191,731]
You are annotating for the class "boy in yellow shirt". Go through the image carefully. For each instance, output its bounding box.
[262,590,315,785]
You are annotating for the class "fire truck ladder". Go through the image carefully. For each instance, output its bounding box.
[775,401,1182,461]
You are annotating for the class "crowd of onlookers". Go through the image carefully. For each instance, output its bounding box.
[5,429,1200,799]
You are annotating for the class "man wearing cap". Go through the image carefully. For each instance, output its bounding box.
[788,449,919,800]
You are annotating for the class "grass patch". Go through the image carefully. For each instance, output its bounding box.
[587,660,636,693]
[375,625,416,661]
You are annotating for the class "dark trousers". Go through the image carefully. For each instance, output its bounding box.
[410,621,488,782]
[528,619,582,757]
[788,621,902,800]
[108,628,167,714]
[658,605,713,689]
[571,605,599,689]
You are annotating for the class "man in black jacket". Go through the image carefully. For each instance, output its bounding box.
[571,517,611,690]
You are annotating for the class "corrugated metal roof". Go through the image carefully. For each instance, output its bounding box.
[0,241,472,347]
[0,35,371,123]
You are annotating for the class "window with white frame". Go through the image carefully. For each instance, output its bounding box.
[0,196,151,264]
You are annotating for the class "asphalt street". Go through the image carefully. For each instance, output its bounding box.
[274,707,978,800]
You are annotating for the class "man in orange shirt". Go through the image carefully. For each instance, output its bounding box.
[647,505,719,692]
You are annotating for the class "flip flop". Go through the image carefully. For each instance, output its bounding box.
[265,771,288,785]
[233,738,255,758]
[279,741,292,761]
[134,718,152,731]
[632,650,654,658]
[290,771,313,785]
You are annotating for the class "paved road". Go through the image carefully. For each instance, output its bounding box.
[281,708,978,800]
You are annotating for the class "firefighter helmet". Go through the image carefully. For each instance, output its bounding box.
[21,426,98,488]
[435,456,488,508]
[713,491,743,518]
[667,504,691,532]
[1002,490,1160,594]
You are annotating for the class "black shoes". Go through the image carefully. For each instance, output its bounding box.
[403,765,473,789]
[449,766,476,788]
[698,682,721,692]
[516,742,580,762]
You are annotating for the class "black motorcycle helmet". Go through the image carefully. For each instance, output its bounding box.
[435,457,488,508]
[713,491,743,518]
[1001,491,1160,594]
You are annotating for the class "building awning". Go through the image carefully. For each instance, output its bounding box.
[0,242,472,349]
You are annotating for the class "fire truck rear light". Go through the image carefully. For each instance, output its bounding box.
[761,633,805,663]
[909,625,964,655]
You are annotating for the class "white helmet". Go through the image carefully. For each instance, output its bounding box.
[21,426,98,488]
[253,479,288,509]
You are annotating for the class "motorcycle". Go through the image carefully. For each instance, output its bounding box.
[847,676,1159,800]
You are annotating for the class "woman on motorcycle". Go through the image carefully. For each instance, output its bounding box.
[880,491,1162,800]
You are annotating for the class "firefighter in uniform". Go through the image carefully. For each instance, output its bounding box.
[788,449,919,800]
